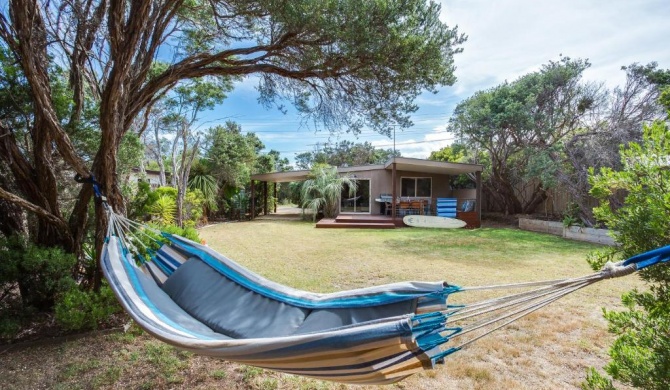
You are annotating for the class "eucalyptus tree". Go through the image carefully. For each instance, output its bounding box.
[160,77,231,227]
[0,0,465,288]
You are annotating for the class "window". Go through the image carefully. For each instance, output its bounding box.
[401,177,431,197]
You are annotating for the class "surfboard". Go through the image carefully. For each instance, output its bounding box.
[403,215,467,229]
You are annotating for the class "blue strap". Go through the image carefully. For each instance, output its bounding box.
[623,244,670,270]
[74,173,109,211]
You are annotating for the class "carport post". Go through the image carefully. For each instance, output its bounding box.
[274,183,278,213]
[250,180,255,219]
[476,171,482,225]
[263,181,268,215]
[391,162,397,222]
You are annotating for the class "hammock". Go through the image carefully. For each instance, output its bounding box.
[102,206,670,385]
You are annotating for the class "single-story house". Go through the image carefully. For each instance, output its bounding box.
[250,157,483,228]
[130,168,171,189]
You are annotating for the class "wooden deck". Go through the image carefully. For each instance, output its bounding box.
[315,214,401,229]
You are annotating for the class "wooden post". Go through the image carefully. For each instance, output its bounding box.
[263,181,268,215]
[274,183,278,213]
[391,161,397,222]
[250,180,255,220]
[476,170,482,226]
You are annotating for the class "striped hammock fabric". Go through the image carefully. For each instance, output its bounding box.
[102,209,670,384]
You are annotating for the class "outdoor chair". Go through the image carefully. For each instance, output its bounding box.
[397,201,412,217]
[379,193,393,215]
[410,200,425,215]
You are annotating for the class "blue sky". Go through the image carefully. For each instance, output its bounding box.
[199,0,670,165]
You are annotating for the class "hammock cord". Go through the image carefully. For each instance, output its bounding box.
[440,258,643,352]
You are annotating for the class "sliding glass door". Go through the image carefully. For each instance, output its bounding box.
[340,179,370,213]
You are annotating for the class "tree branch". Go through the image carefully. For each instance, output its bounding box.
[0,186,70,234]
[8,1,91,177]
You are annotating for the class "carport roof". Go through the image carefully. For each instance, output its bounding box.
[250,157,483,183]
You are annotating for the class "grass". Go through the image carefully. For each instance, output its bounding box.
[0,219,643,389]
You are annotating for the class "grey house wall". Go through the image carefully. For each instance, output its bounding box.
[343,168,388,214]
[345,168,456,215]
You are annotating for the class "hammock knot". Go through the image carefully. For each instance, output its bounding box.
[600,261,637,279]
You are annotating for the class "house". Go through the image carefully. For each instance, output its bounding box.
[129,168,171,189]
[250,157,483,228]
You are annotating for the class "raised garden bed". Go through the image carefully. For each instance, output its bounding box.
[519,218,616,246]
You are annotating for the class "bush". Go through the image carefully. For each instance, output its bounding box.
[228,191,249,220]
[137,185,207,227]
[584,121,670,389]
[150,194,177,225]
[159,224,201,243]
[0,236,77,311]
[183,189,205,227]
[127,181,153,220]
[0,316,21,339]
[55,283,121,331]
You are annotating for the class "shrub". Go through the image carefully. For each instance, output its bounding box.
[228,191,249,220]
[183,189,205,227]
[139,186,207,227]
[584,121,670,389]
[0,236,77,311]
[150,194,177,225]
[159,224,201,243]
[0,235,80,337]
[301,165,357,221]
[127,181,153,220]
[55,284,121,331]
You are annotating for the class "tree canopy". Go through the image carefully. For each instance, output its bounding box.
[295,140,400,169]
[0,0,466,288]
[448,58,667,220]
[585,121,670,389]
[449,57,598,214]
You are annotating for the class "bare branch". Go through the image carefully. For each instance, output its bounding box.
[0,186,70,234]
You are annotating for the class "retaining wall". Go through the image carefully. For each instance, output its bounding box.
[519,218,616,246]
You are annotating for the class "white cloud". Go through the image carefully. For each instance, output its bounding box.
[440,0,670,92]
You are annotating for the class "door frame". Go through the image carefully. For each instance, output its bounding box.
[339,179,371,214]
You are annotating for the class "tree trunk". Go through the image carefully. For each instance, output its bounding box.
[154,125,167,186]
[176,132,199,228]
[490,168,523,215]
[0,175,26,237]
[522,183,548,214]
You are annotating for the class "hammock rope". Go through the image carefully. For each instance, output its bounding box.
[81,176,669,384]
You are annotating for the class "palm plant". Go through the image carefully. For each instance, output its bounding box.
[149,194,177,225]
[301,165,357,221]
[188,172,219,214]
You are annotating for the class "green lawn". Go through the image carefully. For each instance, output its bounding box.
[0,220,642,390]
[201,220,616,296]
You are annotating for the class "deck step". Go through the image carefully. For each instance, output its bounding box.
[334,215,392,224]
[316,219,395,229]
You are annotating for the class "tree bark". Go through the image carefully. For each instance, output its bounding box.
[522,183,548,214]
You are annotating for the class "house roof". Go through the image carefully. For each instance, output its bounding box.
[250,157,483,183]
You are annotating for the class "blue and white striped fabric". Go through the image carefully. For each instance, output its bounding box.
[102,234,462,384]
